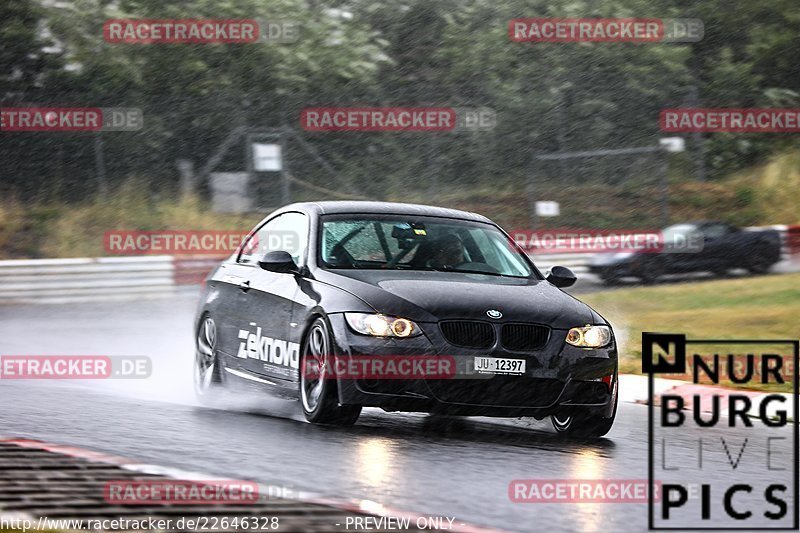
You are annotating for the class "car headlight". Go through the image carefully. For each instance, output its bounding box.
[613,252,635,260]
[344,313,421,338]
[565,325,611,348]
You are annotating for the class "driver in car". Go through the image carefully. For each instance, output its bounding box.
[427,234,466,269]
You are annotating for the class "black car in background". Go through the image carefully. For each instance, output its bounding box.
[194,201,618,438]
[589,221,783,284]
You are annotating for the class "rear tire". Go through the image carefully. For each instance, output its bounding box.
[300,318,361,426]
[194,315,224,403]
[638,263,661,284]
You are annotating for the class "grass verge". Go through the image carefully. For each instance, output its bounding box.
[581,273,800,392]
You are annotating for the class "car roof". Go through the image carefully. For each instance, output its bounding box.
[277,201,493,224]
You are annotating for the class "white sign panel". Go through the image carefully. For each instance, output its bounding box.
[659,137,685,153]
[253,143,282,171]
[535,201,560,217]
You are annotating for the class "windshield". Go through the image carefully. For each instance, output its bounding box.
[320,216,535,278]
[662,223,700,243]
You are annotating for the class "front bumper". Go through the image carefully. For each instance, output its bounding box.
[327,314,618,418]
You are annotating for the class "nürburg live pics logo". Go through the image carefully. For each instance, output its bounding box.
[644,332,798,530]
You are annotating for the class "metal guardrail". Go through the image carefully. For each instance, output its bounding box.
[0,226,796,304]
[529,253,590,274]
[173,256,226,285]
[0,256,176,304]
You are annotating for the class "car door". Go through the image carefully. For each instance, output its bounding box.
[232,212,309,382]
[657,224,702,274]
[210,257,257,375]
[715,224,749,269]
[699,222,736,272]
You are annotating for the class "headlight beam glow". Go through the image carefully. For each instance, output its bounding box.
[565,325,611,348]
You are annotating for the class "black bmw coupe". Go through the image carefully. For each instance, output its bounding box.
[194,201,618,437]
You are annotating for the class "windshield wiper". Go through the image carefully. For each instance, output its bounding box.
[448,268,504,277]
[422,266,521,278]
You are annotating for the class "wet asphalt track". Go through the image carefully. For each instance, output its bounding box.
[0,285,797,532]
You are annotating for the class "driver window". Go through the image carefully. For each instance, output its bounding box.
[703,224,728,240]
[239,212,309,265]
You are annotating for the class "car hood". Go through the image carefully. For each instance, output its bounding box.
[314,269,603,329]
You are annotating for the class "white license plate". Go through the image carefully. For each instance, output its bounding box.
[473,357,526,375]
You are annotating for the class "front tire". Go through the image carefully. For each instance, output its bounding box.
[599,271,621,286]
[551,375,618,438]
[300,318,361,425]
[747,257,772,275]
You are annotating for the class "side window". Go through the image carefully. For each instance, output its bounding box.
[469,228,529,277]
[703,224,728,240]
[239,212,309,265]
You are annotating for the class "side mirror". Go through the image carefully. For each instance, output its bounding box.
[546,265,577,288]
[258,250,299,274]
